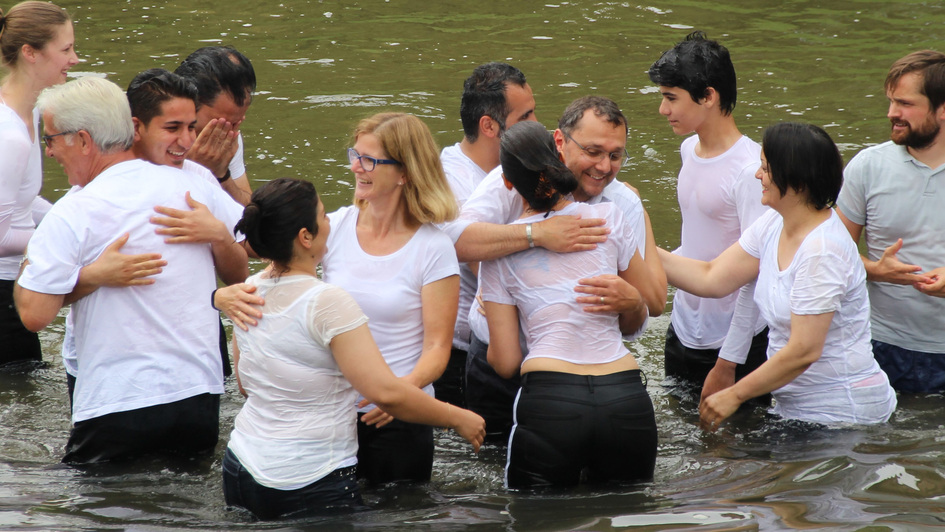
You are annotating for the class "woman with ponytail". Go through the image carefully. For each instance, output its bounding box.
[219,178,484,520]
[480,120,664,489]
[0,1,77,365]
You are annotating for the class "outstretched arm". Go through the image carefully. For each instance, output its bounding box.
[836,208,928,285]
[658,241,759,299]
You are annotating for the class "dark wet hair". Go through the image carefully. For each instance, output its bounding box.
[500,121,577,213]
[460,62,528,142]
[235,178,319,268]
[885,50,945,110]
[175,46,256,109]
[647,31,738,115]
[0,1,70,67]
[557,95,627,135]
[762,122,842,210]
[127,68,198,125]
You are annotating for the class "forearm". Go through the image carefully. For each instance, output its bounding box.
[220,175,252,207]
[211,240,249,285]
[617,298,648,335]
[455,222,529,262]
[403,344,451,389]
[641,210,667,315]
[729,339,819,403]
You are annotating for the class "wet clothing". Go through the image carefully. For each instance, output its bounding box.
[18,160,241,461]
[355,415,434,485]
[63,393,219,464]
[229,275,366,492]
[506,370,657,488]
[223,449,364,520]
[322,205,458,484]
[665,135,768,386]
[871,340,945,394]
[0,103,43,366]
[739,210,897,423]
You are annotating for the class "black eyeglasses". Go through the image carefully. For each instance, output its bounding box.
[562,130,629,166]
[347,147,400,172]
[42,131,75,149]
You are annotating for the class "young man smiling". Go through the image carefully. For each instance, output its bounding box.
[648,31,769,400]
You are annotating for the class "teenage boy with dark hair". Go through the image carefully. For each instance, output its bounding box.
[648,31,769,400]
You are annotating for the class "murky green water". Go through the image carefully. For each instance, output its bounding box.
[4,0,945,529]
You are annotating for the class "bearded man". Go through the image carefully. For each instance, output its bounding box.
[837,49,945,393]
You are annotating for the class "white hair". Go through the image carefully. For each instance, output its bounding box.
[36,76,134,153]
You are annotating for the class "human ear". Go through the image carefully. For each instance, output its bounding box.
[480,115,500,139]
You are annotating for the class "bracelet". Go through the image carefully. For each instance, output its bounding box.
[525,223,535,248]
[216,169,231,184]
[211,288,220,311]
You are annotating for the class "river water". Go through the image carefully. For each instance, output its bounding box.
[2,0,945,530]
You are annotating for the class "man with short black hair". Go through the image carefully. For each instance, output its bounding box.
[435,62,537,408]
[176,46,256,205]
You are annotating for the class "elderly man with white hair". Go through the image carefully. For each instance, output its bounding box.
[14,76,247,465]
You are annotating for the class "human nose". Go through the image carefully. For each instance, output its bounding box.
[755,167,762,180]
[594,154,614,174]
[180,128,196,150]
[887,101,899,120]
[659,98,671,116]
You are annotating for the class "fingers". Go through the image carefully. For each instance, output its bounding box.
[576,217,607,228]
[106,232,131,251]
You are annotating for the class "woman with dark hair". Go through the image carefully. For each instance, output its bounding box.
[481,121,665,488]
[0,1,77,365]
[659,122,897,429]
[218,178,484,520]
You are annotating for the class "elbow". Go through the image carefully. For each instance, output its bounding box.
[486,350,519,380]
[18,311,51,333]
[647,295,666,317]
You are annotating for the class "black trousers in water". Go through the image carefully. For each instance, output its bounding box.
[464,332,520,444]
[63,393,220,465]
[356,414,433,485]
[664,323,770,395]
[506,370,657,489]
[433,346,467,408]
[0,279,41,366]
[222,448,364,520]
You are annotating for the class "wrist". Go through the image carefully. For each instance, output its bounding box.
[216,169,231,184]
[211,288,220,311]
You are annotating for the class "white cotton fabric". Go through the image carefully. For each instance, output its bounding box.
[739,209,896,424]
[837,141,945,353]
[480,202,635,365]
[450,165,648,344]
[439,142,489,351]
[321,205,459,408]
[670,134,768,350]
[18,159,242,423]
[58,162,244,378]
[0,104,42,277]
[229,132,247,180]
[228,273,368,490]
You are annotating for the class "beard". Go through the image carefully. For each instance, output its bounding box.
[890,114,940,150]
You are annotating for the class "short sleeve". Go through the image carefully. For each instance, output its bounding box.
[479,258,515,305]
[307,284,369,346]
[421,229,460,285]
[458,167,519,225]
[228,133,247,179]
[18,211,83,295]
[790,248,848,316]
[739,210,778,259]
[836,151,868,225]
[610,206,634,271]
[191,178,246,241]
[732,161,767,233]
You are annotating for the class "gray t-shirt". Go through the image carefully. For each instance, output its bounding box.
[836,140,945,353]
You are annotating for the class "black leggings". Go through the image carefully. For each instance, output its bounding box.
[506,370,657,489]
